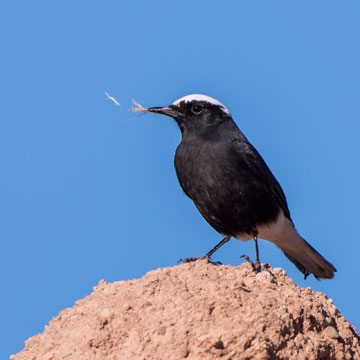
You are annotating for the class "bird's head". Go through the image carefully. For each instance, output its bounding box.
[148,94,233,137]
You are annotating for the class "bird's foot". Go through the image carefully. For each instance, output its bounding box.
[178,254,222,266]
[240,255,276,281]
[240,255,262,272]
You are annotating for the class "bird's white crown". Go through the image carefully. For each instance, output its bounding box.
[172,94,231,116]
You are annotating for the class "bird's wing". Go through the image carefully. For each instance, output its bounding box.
[232,138,292,222]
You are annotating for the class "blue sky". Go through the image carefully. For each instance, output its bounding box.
[2,1,360,357]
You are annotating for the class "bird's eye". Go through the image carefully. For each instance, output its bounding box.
[191,105,203,114]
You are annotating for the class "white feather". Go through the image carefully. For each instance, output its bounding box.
[172,94,231,116]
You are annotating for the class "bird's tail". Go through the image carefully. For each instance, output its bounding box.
[281,238,336,279]
[261,214,336,279]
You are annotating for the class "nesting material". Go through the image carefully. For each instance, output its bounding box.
[104,91,148,122]
[104,90,148,113]
[126,99,149,122]
[128,99,148,113]
[104,91,121,107]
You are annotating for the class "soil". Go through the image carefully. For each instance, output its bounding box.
[11,261,360,360]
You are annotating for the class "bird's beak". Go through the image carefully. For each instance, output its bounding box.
[147,106,180,118]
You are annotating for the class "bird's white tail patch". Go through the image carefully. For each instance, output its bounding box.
[256,212,335,279]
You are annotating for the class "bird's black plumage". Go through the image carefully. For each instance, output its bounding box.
[148,94,336,279]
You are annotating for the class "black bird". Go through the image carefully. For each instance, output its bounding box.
[147,94,336,279]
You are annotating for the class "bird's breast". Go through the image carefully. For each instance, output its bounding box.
[174,139,281,237]
[174,141,228,198]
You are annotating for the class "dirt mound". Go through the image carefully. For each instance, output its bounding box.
[12,261,360,360]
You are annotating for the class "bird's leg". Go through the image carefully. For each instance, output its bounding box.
[240,232,262,272]
[178,235,231,265]
[254,235,261,271]
[206,235,231,258]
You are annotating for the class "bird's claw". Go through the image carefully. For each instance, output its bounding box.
[240,254,261,272]
[178,255,222,266]
[240,255,276,281]
[178,257,198,263]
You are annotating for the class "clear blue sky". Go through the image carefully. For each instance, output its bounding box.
[2,1,360,357]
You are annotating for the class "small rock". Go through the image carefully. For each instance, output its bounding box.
[157,326,167,335]
[180,291,193,301]
[324,326,340,339]
[272,267,286,276]
[256,271,275,284]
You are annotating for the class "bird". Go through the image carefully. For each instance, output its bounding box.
[146,94,336,279]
